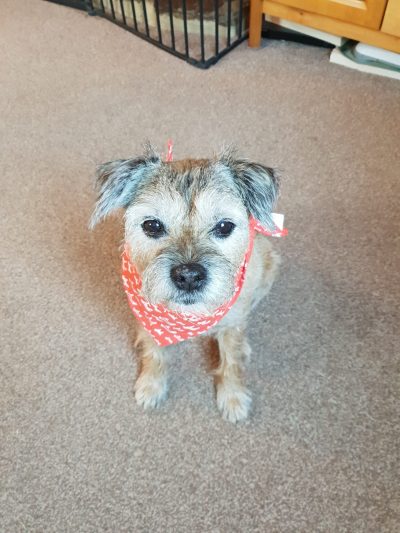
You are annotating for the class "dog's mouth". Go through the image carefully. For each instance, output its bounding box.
[180,296,196,305]
[173,291,203,306]
[163,289,217,315]
[166,285,234,315]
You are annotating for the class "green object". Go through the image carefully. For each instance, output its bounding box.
[340,40,400,73]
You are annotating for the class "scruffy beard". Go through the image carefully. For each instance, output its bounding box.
[140,254,238,315]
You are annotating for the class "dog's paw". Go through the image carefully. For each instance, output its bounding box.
[216,383,252,423]
[134,375,168,409]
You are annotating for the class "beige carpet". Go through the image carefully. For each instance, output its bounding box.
[1,0,399,531]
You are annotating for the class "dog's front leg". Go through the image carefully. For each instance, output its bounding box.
[214,327,252,423]
[134,328,168,409]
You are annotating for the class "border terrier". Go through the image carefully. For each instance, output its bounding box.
[90,145,283,422]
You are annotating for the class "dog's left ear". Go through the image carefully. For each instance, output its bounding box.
[219,150,280,229]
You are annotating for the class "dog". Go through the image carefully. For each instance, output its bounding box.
[90,144,281,422]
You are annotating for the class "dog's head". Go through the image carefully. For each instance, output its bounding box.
[90,146,279,314]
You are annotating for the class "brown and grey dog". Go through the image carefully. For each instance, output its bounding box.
[90,145,281,422]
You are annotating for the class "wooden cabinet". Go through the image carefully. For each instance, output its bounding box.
[249,0,400,53]
[272,0,387,29]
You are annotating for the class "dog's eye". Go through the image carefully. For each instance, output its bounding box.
[142,219,166,238]
[213,220,236,238]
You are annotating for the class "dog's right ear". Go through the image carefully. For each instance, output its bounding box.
[89,151,161,229]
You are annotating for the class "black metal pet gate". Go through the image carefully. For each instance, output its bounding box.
[48,0,249,68]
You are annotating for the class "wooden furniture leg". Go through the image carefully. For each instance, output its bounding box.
[249,0,263,48]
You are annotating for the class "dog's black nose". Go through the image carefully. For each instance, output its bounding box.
[170,263,207,292]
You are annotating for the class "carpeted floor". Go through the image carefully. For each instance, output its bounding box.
[1,1,399,531]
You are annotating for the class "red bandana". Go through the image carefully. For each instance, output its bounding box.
[121,142,287,346]
[122,218,287,346]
